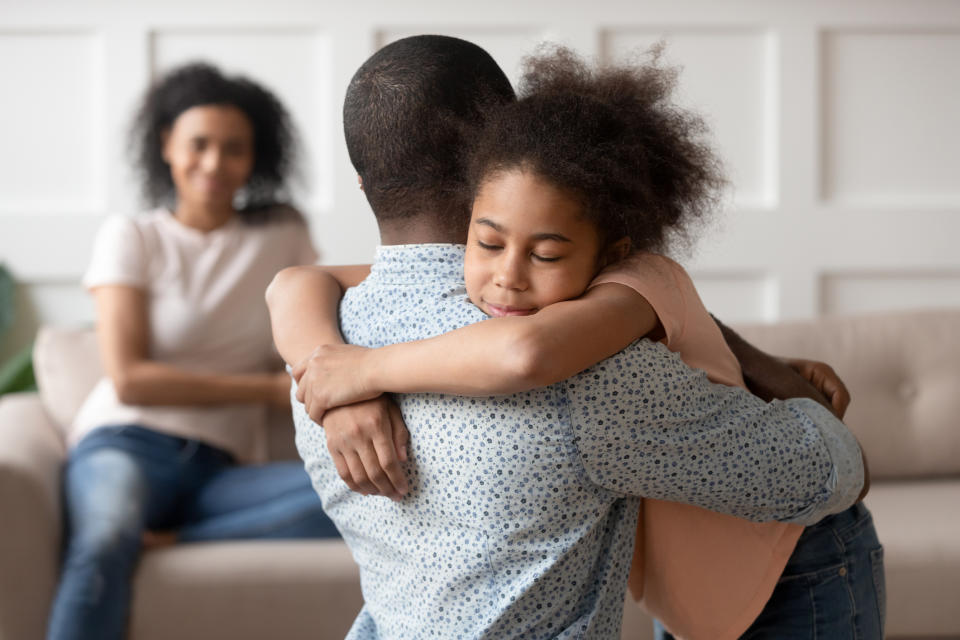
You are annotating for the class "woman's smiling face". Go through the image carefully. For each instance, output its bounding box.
[162,104,254,213]
[464,169,603,317]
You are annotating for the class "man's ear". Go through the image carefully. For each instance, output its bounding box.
[600,236,632,269]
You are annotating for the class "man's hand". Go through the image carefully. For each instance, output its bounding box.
[293,343,379,422]
[784,358,851,419]
[321,396,410,501]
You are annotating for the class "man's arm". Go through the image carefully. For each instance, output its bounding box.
[564,341,864,525]
[715,317,866,500]
[715,316,850,417]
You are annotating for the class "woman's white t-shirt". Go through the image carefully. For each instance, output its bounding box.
[72,208,318,463]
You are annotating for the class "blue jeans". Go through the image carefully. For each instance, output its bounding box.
[46,425,339,640]
[653,502,885,639]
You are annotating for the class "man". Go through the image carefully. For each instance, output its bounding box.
[269,35,864,638]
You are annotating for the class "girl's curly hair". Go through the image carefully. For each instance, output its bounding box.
[129,62,301,218]
[467,45,725,255]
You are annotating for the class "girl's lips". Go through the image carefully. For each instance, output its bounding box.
[485,302,535,317]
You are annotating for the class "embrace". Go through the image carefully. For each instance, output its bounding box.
[267,36,884,639]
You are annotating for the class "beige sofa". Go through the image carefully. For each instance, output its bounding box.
[1,310,958,639]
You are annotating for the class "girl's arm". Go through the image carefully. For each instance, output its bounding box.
[94,285,290,408]
[294,282,659,416]
[265,264,371,366]
[266,263,411,501]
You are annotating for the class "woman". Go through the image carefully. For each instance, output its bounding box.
[47,63,339,640]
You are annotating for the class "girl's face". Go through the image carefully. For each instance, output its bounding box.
[162,104,254,213]
[465,169,604,317]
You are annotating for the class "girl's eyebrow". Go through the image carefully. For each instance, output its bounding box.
[474,217,572,243]
[475,217,505,232]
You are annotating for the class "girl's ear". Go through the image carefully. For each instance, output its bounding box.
[357,175,364,191]
[600,236,632,269]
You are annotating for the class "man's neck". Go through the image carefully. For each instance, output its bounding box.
[377,216,467,246]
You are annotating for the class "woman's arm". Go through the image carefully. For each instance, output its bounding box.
[265,264,371,366]
[293,282,659,416]
[94,285,290,408]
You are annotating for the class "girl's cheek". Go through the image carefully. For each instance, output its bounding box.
[462,261,484,308]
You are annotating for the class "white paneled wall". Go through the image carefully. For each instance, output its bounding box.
[1,1,959,360]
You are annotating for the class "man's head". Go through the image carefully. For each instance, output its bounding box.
[343,35,515,241]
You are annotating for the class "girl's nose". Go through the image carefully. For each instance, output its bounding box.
[494,252,527,291]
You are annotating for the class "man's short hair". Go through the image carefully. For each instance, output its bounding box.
[343,35,515,231]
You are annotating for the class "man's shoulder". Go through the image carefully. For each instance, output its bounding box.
[560,339,714,408]
[341,279,488,343]
[565,338,683,383]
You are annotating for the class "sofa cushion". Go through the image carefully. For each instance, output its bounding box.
[736,310,960,479]
[864,480,960,636]
[129,540,362,640]
[32,325,101,433]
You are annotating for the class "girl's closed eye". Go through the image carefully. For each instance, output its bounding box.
[476,239,502,251]
[531,252,561,262]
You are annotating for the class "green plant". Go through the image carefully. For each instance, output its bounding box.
[0,263,36,395]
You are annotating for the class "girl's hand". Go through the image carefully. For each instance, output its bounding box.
[321,396,410,500]
[783,358,851,418]
[292,343,379,421]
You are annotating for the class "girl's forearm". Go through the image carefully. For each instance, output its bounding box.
[362,319,548,396]
[362,283,658,396]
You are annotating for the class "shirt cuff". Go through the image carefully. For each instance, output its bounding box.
[782,399,865,526]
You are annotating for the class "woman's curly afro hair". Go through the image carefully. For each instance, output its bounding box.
[467,45,726,255]
[129,62,300,216]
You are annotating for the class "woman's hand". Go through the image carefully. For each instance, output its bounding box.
[292,343,379,421]
[269,372,295,409]
[783,358,851,419]
[321,396,410,501]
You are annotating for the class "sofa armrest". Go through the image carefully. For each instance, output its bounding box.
[0,392,66,640]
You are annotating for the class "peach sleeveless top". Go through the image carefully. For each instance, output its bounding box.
[591,253,803,640]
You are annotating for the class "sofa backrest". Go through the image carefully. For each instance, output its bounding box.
[32,326,300,461]
[736,309,960,480]
[33,310,960,479]
[33,326,101,431]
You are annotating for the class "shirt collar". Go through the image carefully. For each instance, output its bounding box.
[369,244,466,284]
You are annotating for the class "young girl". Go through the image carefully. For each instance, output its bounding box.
[270,47,882,639]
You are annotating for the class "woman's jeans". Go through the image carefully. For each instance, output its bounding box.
[46,425,339,640]
[654,501,886,639]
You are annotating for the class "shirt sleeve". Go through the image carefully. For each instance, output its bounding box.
[562,340,864,525]
[82,215,147,289]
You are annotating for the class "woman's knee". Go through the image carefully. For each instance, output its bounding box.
[63,448,149,556]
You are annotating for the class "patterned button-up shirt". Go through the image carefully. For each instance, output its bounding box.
[293,244,863,639]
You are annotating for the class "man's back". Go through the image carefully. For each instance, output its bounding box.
[295,245,637,638]
[293,244,862,639]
